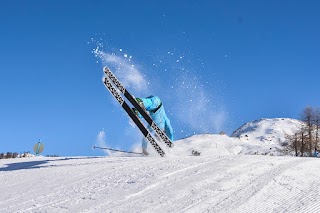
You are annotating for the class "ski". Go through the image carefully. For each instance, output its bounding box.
[93,146,143,155]
[103,66,174,148]
[102,76,165,157]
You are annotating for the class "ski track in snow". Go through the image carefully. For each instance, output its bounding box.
[1,155,320,212]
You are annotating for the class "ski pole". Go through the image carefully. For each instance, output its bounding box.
[93,146,142,154]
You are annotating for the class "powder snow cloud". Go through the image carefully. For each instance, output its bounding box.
[94,49,148,93]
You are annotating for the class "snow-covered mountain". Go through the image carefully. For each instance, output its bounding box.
[231,118,304,145]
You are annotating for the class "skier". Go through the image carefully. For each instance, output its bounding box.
[133,95,173,155]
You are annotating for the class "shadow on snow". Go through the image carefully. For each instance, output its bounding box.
[0,156,103,172]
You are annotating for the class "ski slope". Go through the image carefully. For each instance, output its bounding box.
[1,154,320,212]
[1,118,318,212]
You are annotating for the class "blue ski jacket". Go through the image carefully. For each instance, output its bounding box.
[139,96,173,145]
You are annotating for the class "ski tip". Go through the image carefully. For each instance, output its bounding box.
[103,66,110,72]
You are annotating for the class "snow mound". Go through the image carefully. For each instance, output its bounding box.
[231,118,304,145]
[169,133,285,157]
[170,134,243,156]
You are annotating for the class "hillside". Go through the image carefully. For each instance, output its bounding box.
[1,154,320,212]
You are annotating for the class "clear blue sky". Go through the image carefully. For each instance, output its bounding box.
[1,1,320,156]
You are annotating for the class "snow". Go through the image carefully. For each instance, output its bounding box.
[231,118,304,145]
[1,118,319,212]
[1,154,320,212]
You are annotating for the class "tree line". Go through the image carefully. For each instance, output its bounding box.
[0,152,60,159]
[287,106,320,157]
[0,152,31,159]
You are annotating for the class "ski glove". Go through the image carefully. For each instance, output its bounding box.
[132,108,139,116]
[136,98,143,103]
[136,98,146,110]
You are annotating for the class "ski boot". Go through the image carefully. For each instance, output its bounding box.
[142,148,149,156]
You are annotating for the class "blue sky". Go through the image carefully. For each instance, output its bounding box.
[1,1,320,156]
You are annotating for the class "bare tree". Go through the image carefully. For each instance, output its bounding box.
[300,132,306,157]
[286,106,320,157]
[6,152,12,159]
[314,107,320,150]
[293,133,299,157]
[300,106,314,156]
[286,133,300,156]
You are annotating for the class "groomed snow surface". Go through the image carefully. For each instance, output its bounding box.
[1,155,320,212]
[1,118,319,212]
